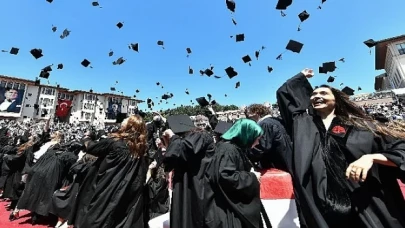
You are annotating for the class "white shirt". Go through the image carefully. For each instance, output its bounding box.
[33,141,57,162]
[0,100,13,111]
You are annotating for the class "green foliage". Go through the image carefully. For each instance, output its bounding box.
[142,104,239,122]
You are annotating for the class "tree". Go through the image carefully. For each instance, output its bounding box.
[142,104,239,122]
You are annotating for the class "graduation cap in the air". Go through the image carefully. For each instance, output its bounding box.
[110,87,116,91]
[51,25,57,32]
[157,40,164,48]
[277,40,304,60]
[236,34,245,42]
[188,66,194,74]
[116,22,124,29]
[57,64,63,69]
[60,29,71,39]
[267,66,273,73]
[235,81,241,88]
[276,0,292,10]
[226,0,236,12]
[46,0,53,3]
[242,55,252,66]
[204,69,214,77]
[162,94,173,100]
[92,1,100,6]
[136,89,140,93]
[232,18,237,25]
[186,48,192,57]
[214,121,233,135]
[322,62,336,73]
[113,57,125,65]
[10,47,19,55]
[129,43,139,52]
[81,59,91,67]
[327,76,335,83]
[108,50,114,57]
[39,65,52,79]
[341,86,354,96]
[30,49,43,59]
[297,10,310,31]
[167,115,195,134]
[196,97,210,107]
[364,39,376,48]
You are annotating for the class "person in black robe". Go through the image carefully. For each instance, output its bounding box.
[161,128,215,228]
[147,112,167,159]
[50,153,96,228]
[68,115,149,228]
[276,68,405,228]
[205,118,263,228]
[245,103,293,171]
[16,131,78,225]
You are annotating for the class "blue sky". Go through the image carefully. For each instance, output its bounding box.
[0,0,404,111]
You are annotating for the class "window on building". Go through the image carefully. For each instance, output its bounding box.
[396,42,405,55]
[42,88,54,95]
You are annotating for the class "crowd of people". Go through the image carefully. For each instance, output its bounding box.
[0,69,404,228]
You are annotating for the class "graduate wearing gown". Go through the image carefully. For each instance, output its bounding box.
[162,128,215,228]
[276,69,405,228]
[205,119,263,228]
[68,115,149,228]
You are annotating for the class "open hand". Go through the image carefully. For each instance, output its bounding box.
[301,68,314,78]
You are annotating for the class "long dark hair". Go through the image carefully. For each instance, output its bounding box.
[318,85,405,139]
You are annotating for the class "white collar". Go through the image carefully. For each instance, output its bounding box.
[258,114,272,123]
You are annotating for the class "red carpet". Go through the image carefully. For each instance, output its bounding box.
[0,201,48,227]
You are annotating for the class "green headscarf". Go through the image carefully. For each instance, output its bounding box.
[221,119,263,148]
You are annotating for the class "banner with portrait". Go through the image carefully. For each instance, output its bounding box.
[0,81,26,117]
[106,97,122,120]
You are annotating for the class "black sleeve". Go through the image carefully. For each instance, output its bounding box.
[162,135,184,172]
[276,73,313,135]
[377,135,405,182]
[84,138,114,157]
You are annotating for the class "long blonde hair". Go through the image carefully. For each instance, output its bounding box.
[109,115,148,157]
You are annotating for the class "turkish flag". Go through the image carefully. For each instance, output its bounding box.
[55,99,72,117]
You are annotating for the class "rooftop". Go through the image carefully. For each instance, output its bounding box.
[374,34,405,70]
[0,74,144,102]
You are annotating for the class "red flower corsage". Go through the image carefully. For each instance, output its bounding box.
[332,125,346,134]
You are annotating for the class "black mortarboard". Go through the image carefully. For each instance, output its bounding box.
[186,48,192,54]
[162,94,171,100]
[225,66,238,78]
[166,115,195,134]
[319,66,327,74]
[214,121,233,135]
[57,63,63,69]
[276,0,292,9]
[286,40,304,53]
[42,65,52,72]
[364,39,376,48]
[341,86,354,96]
[109,50,114,56]
[39,70,49,79]
[196,97,209,107]
[52,26,57,32]
[136,89,140,93]
[116,22,124,29]
[92,1,99,6]
[204,69,214,77]
[358,86,362,91]
[322,62,336,72]
[129,43,138,52]
[10,47,19,55]
[232,18,237,25]
[267,66,273,73]
[236,34,245,42]
[242,55,252,64]
[235,81,240,88]
[110,87,116,91]
[156,82,160,86]
[60,29,71,39]
[46,0,53,3]
[113,57,125,65]
[30,48,43,59]
[116,113,127,123]
[81,59,90,67]
[226,0,236,12]
[157,40,164,46]
[298,10,310,22]
[188,66,193,74]
[327,76,335,83]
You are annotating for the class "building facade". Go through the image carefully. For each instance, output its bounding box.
[0,75,143,123]
[374,35,405,90]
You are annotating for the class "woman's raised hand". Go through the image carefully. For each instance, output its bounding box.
[301,68,314,78]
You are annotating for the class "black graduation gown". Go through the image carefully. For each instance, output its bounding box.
[49,160,92,219]
[276,72,405,228]
[0,145,17,189]
[68,138,148,228]
[17,147,78,216]
[2,147,30,200]
[146,176,170,220]
[163,131,215,228]
[205,141,261,228]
